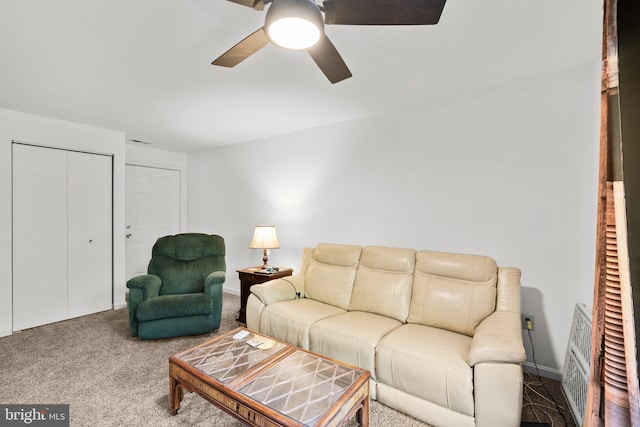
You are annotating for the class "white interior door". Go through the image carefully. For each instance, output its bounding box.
[67,151,113,318]
[125,165,181,280]
[12,144,68,330]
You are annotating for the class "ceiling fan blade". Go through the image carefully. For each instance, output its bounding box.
[212,28,269,68]
[323,0,446,25]
[225,0,268,11]
[308,35,352,84]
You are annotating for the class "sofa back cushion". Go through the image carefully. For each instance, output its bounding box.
[348,246,416,322]
[296,247,315,278]
[305,243,362,310]
[408,250,497,336]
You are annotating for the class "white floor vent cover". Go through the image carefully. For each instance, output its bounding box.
[561,303,592,426]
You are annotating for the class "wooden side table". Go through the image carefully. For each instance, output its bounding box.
[236,267,293,323]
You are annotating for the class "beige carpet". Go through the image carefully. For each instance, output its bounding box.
[1,292,573,426]
[0,293,428,426]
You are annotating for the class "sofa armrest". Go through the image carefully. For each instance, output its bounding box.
[126,274,162,337]
[468,311,526,366]
[474,362,523,427]
[250,276,303,306]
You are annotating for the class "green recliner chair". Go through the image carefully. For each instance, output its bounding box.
[126,233,225,340]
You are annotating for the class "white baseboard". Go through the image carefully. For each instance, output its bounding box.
[0,329,12,338]
[113,302,127,310]
[224,288,240,296]
[523,361,563,381]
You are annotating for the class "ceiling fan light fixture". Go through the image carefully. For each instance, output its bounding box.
[265,0,324,50]
[268,17,321,50]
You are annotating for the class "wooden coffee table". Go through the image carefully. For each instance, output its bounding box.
[169,327,370,426]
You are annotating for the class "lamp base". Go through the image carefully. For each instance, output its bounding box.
[262,249,269,269]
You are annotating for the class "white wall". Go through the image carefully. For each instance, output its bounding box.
[0,108,126,337]
[188,67,601,375]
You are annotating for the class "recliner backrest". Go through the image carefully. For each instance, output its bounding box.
[148,233,225,295]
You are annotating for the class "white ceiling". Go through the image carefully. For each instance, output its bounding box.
[0,0,602,153]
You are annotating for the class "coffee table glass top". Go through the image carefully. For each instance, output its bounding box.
[237,349,365,426]
[175,331,287,383]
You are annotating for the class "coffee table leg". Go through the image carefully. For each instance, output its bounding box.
[356,397,370,426]
[169,376,184,415]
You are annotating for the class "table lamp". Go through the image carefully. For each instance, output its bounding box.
[249,226,280,269]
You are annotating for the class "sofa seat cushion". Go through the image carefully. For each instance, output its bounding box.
[309,311,402,379]
[259,298,346,350]
[376,323,474,417]
[136,293,213,322]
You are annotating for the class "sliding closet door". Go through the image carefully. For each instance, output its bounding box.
[12,144,69,330]
[67,151,112,318]
[12,143,113,331]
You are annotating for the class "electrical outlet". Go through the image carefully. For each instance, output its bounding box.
[521,314,535,331]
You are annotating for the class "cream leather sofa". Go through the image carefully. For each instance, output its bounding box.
[246,244,526,427]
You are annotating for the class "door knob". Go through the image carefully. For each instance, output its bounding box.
[126,233,132,238]
[89,239,93,243]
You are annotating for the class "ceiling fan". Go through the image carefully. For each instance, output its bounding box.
[211,0,447,84]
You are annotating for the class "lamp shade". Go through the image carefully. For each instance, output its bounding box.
[249,226,280,249]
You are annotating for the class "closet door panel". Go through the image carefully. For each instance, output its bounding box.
[67,151,112,318]
[12,144,68,330]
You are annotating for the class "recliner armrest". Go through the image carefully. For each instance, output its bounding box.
[204,270,225,300]
[204,271,225,330]
[468,311,526,366]
[126,274,162,299]
[125,274,162,337]
[251,276,304,306]
[205,270,225,288]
